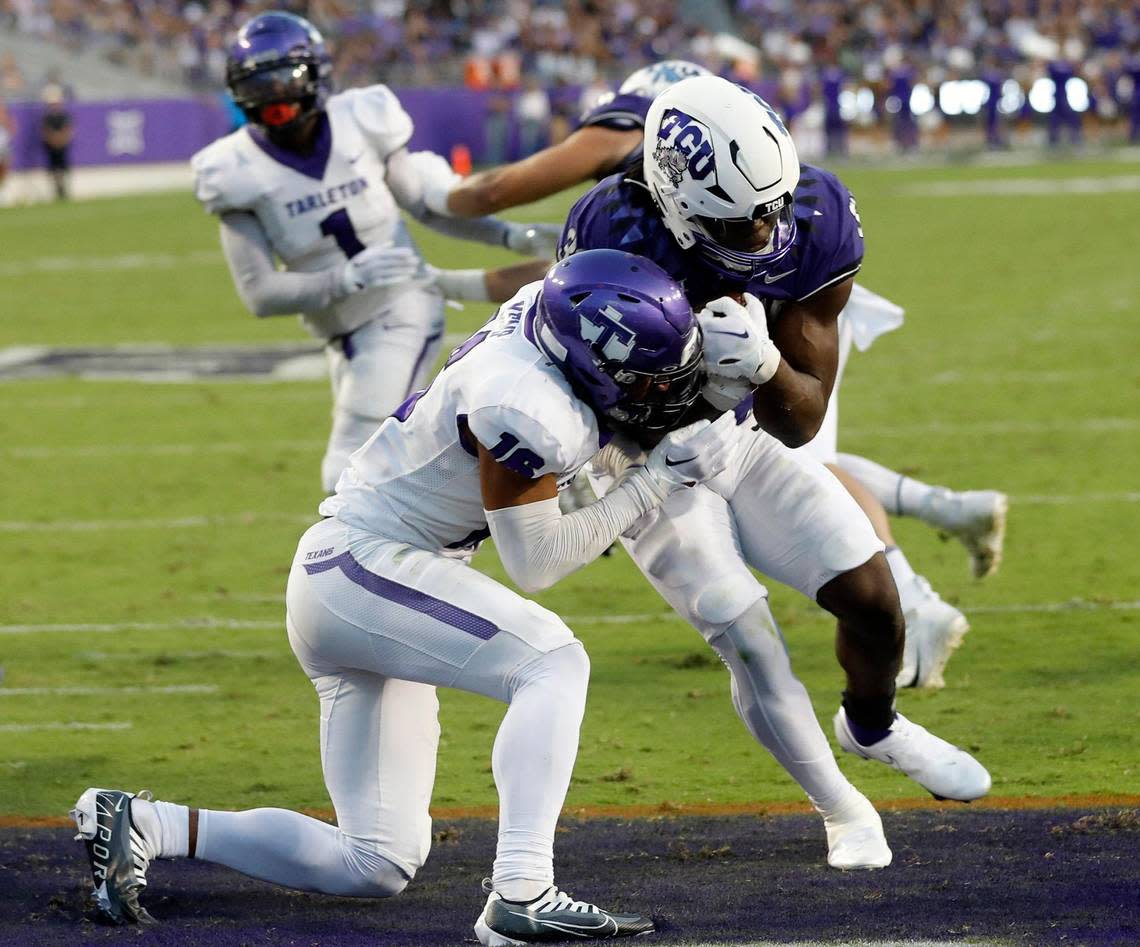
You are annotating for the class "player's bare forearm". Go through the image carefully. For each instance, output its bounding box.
[446,127,642,217]
[485,259,553,302]
[750,278,851,447]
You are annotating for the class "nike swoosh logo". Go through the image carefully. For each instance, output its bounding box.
[707,328,750,339]
[506,909,618,935]
[665,454,696,467]
[763,268,797,283]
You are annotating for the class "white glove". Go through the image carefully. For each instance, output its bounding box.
[340,245,421,295]
[698,293,781,410]
[419,264,489,302]
[408,150,462,216]
[504,221,562,258]
[640,412,738,496]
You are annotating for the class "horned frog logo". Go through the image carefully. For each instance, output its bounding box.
[653,140,690,187]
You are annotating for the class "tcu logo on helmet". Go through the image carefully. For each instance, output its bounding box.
[653,108,716,186]
[579,305,636,361]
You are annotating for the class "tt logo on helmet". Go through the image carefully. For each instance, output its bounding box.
[655,108,715,182]
[580,305,636,361]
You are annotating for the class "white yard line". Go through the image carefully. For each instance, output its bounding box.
[896,174,1140,197]
[0,249,221,278]
[5,417,1135,461]
[0,618,281,635]
[2,600,1138,635]
[6,440,324,459]
[0,721,133,732]
[0,684,217,697]
[2,491,1135,535]
[0,513,314,532]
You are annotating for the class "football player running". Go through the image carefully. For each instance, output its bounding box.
[192,12,556,493]
[71,249,738,942]
[561,77,992,820]
[426,60,1008,686]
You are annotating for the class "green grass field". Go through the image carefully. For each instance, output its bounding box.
[1,158,1138,821]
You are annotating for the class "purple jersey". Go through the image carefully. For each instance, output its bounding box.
[560,164,863,308]
[578,91,652,177]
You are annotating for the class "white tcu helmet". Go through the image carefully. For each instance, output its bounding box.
[643,75,800,279]
[618,60,712,99]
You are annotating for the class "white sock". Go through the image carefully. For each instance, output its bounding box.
[491,645,588,895]
[196,807,408,896]
[131,798,189,859]
[496,879,551,902]
[836,453,941,518]
[885,546,924,611]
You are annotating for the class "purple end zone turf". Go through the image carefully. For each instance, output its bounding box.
[2,809,1137,945]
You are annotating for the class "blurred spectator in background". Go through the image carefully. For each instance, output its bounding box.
[515,76,550,156]
[980,55,1008,149]
[39,84,73,200]
[819,56,849,158]
[0,98,13,205]
[1,53,27,100]
[1127,43,1140,143]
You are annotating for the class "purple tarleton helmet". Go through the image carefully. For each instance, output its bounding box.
[535,249,704,436]
[225,12,333,126]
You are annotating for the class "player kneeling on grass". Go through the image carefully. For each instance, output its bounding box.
[71,249,738,945]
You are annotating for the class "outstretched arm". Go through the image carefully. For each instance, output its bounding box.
[443,125,644,217]
[385,148,556,255]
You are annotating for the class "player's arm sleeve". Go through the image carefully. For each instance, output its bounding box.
[218,211,346,317]
[471,402,664,592]
[485,472,664,594]
[385,147,521,247]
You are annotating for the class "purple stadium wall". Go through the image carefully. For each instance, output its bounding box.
[4,87,596,172]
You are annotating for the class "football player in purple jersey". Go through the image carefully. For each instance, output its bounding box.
[425,61,1007,679]
[564,76,994,817]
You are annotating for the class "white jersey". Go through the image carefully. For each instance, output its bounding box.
[320,283,605,552]
[192,85,418,339]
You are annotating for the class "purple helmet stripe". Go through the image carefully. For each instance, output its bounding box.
[304,551,499,640]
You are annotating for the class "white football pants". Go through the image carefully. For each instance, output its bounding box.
[321,287,446,492]
[196,516,587,897]
[591,420,882,812]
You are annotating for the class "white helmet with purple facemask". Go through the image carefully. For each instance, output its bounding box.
[643,76,800,280]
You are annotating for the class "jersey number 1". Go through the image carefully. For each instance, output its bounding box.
[320,208,366,258]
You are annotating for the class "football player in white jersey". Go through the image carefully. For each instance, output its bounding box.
[71,249,742,944]
[423,60,1008,688]
[191,12,558,492]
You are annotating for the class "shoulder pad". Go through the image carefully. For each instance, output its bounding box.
[336,85,413,160]
[790,165,864,300]
[467,378,589,480]
[190,132,258,215]
[579,92,650,131]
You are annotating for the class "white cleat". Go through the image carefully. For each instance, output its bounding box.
[834,707,991,802]
[897,578,970,690]
[920,489,1009,579]
[821,789,892,870]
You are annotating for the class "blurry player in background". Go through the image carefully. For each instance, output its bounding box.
[72,250,738,944]
[192,12,555,492]
[566,77,992,836]
[424,59,1007,689]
